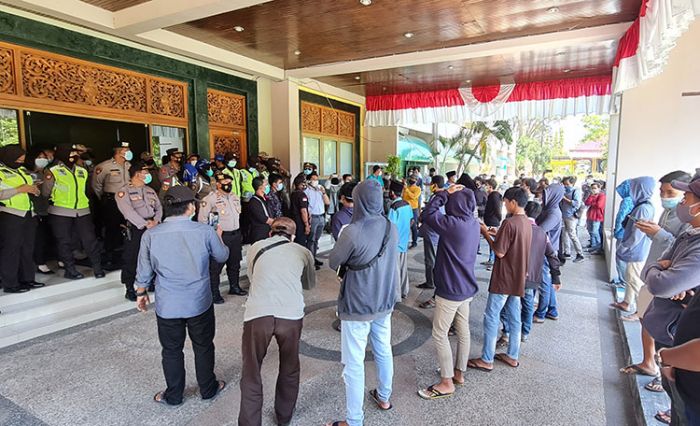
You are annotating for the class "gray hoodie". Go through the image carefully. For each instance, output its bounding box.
[329,180,400,321]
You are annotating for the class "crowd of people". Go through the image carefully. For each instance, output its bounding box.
[2,140,700,425]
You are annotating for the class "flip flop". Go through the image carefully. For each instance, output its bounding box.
[368,389,392,410]
[417,385,454,400]
[467,359,493,372]
[655,409,672,425]
[619,364,657,377]
[644,377,664,393]
[202,380,226,401]
[495,353,520,368]
[609,302,632,313]
[153,391,183,407]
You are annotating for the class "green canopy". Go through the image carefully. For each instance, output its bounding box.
[398,135,433,163]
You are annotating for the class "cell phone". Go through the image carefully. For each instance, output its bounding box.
[627,214,640,223]
[208,211,219,228]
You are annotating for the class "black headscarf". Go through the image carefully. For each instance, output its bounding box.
[0,144,26,168]
[54,144,76,166]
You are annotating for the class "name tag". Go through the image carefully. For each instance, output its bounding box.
[110,171,120,176]
[129,194,142,201]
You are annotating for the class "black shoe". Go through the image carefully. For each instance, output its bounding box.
[148,284,155,292]
[314,259,323,267]
[3,287,30,293]
[213,296,225,304]
[94,270,106,278]
[315,265,321,271]
[228,287,248,296]
[417,282,435,289]
[22,281,46,289]
[573,254,585,263]
[64,269,84,280]
[409,242,418,249]
[563,253,572,259]
[125,290,137,302]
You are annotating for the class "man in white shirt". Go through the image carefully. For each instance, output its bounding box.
[304,172,330,266]
[238,217,316,426]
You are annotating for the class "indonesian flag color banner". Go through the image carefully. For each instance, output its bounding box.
[365,76,612,126]
[612,0,696,94]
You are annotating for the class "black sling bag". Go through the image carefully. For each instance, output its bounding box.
[337,218,392,279]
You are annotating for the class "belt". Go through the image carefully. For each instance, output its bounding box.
[104,193,116,200]
[222,229,240,235]
[312,214,325,217]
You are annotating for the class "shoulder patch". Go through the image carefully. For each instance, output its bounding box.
[201,201,207,207]
[117,191,125,198]
[45,173,52,180]
[95,168,102,175]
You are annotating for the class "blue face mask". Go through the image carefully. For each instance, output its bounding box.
[277,183,284,191]
[206,169,214,177]
[303,168,312,175]
[143,173,152,185]
[124,150,133,161]
[264,184,271,195]
[661,197,683,210]
[249,167,256,173]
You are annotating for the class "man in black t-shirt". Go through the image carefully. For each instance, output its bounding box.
[290,173,310,247]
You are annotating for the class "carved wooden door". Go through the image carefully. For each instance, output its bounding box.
[209,128,247,166]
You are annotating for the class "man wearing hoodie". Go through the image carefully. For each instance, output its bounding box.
[612,179,635,286]
[417,184,480,400]
[326,180,399,426]
[534,183,565,321]
[611,176,656,314]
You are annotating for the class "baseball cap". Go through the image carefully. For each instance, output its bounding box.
[164,185,196,203]
[672,168,700,197]
[166,148,183,156]
[214,154,225,162]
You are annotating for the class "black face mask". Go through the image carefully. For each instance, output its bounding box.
[221,183,233,193]
[10,161,23,169]
[145,159,155,166]
[331,177,340,185]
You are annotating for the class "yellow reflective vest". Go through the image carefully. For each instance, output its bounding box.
[0,165,32,212]
[50,164,90,210]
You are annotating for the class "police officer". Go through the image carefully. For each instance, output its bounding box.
[220,153,242,197]
[198,171,247,302]
[240,158,260,202]
[0,145,45,293]
[140,151,161,193]
[159,148,183,190]
[42,144,104,279]
[191,159,214,200]
[116,161,162,301]
[93,141,132,267]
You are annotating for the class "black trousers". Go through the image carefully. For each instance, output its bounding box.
[121,225,146,290]
[156,305,218,405]
[33,215,54,265]
[239,316,303,426]
[100,194,125,257]
[0,212,36,289]
[210,230,242,296]
[49,214,102,271]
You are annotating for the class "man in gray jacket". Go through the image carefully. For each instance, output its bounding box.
[325,180,399,426]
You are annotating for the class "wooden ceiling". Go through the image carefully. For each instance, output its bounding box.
[318,39,619,96]
[167,0,640,69]
[80,0,151,12]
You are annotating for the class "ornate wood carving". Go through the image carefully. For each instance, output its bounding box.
[321,108,338,136]
[338,111,355,139]
[212,133,242,157]
[0,40,188,126]
[0,47,16,95]
[301,102,321,134]
[207,89,245,128]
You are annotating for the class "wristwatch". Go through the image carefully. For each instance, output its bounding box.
[135,290,148,297]
[657,348,670,367]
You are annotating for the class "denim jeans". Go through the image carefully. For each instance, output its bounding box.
[587,220,602,249]
[535,259,558,319]
[341,313,393,426]
[615,257,628,284]
[501,288,535,337]
[481,293,522,363]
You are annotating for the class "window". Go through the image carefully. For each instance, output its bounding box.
[151,125,186,166]
[303,136,320,166]
[0,109,19,147]
[323,140,337,175]
[340,142,353,175]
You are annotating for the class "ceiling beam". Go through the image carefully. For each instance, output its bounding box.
[5,0,114,29]
[113,0,274,34]
[285,23,631,79]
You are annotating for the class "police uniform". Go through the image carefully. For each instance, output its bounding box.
[197,189,246,299]
[116,183,162,299]
[42,158,103,279]
[221,167,242,197]
[0,159,41,292]
[92,144,131,263]
[240,168,259,202]
[158,162,182,201]
[191,174,213,200]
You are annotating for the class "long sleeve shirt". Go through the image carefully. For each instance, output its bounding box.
[135,216,229,319]
[642,228,700,299]
[560,186,582,218]
[402,185,421,210]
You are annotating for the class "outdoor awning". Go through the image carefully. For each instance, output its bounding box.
[398,135,434,163]
[366,76,612,126]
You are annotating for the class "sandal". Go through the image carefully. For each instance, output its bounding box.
[368,389,392,410]
[619,364,657,377]
[467,358,493,372]
[434,368,465,386]
[419,299,436,309]
[495,353,519,368]
[609,302,632,313]
[202,380,226,401]
[654,409,672,425]
[153,391,183,407]
[644,377,664,393]
[417,385,454,400]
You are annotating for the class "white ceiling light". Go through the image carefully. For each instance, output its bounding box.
[233,26,244,32]
[547,7,559,13]
[563,68,572,73]
[359,0,372,5]
[447,65,454,70]
[294,50,301,56]
[404,32,414,38]
[354,76,361,80]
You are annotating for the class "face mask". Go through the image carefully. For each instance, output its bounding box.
[189,160,197,167]
[264,184,271,195]
[206,169,214,177]
[143,173,153,185]
[124,151,133,161]
[84,159,93,167]
[586,179,593,184]
[676,201,700,223]
[145,159,155,166]
[249,167,256,173]
[276,183,284,191]
[35,158,49,169]
[591,188,600,195]
[661,197,683,210]
[10,161,23,169]
[188,211,196,220]
[227,160,237,168]
[221,183,232,193]
[303,168,312,175]
[310,180,319,188]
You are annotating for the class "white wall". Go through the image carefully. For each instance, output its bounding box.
[257,78,273,155]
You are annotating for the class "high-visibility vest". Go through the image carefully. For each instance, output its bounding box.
[0,165,32,212]
[50,164,90,210]
[240,169,258,200]
[222,167,242,197]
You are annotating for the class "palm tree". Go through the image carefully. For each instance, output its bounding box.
[458,120,513,173]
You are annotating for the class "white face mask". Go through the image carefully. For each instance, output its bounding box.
[35,158,49,169]
[310,180,319,188]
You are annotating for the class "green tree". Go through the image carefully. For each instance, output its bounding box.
[581,115,610,143]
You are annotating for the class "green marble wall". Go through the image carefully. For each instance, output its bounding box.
[0,11,258,158]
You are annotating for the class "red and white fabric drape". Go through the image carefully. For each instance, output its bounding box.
[365,76,612,126]
[612,0,696,93]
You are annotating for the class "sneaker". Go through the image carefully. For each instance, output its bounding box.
[496,335,509,349]
[545,314,559,321]
[533,316,545,324]
[573,254,585,263]
[409,242,418,249]
[314,259,323,267]
[521,334,529,343]
[125,290,137,302]
[213,296,225,304]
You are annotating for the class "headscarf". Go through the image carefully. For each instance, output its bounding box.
[0,144,25,168]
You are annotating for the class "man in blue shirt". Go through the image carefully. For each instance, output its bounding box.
[304,172,330,267]
[559,176,585,263]
[135,186,229,407]
[367,165,384,187]
[388,180,413,298]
